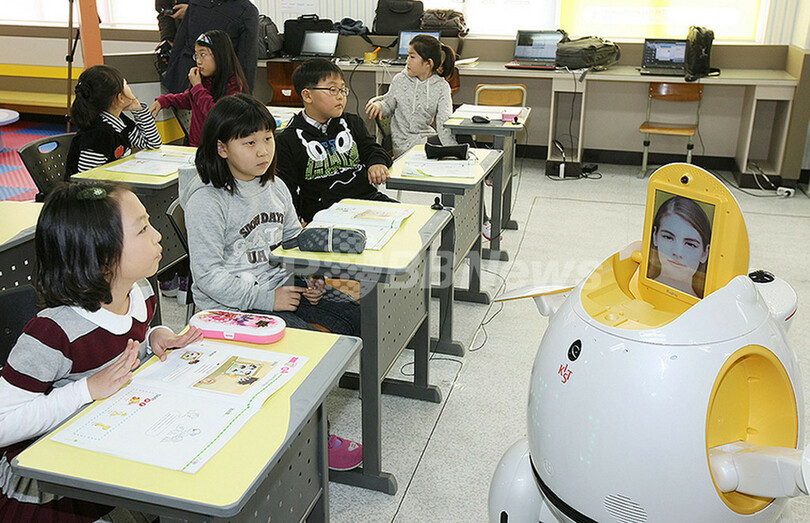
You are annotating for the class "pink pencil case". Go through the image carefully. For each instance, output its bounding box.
[189,310,286,344]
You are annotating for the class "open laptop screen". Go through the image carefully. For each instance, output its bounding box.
[300,31,339,57]
[514,30,563,60]
[397,31,441,58]
[642,39,687,68]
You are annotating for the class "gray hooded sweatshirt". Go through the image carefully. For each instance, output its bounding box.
[378,70,457,157]
[178,166,302,312]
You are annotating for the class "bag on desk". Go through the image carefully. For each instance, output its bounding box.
[685,26,719,82]
[283,14,334,56]
[556,36,621,70]
[373,0,424,35]
[258,14,283,59]
[421,9,469,37]
[334,17,370,36]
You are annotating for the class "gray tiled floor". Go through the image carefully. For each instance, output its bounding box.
[160,160,810,522]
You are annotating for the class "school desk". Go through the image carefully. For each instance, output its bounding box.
[443,106,531,262]
[71,146,194,320]
[266,105,301,132]
[12,329,361,522]
[0,200,41,291]
[269,199,452,495]
[387,146,504,357]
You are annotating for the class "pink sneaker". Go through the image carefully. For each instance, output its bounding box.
[328,434,362,471]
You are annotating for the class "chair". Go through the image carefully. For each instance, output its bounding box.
[473,84,527,143]
[474,84,527,107]
[0,285,40,370]
[165,199,195,322]
[638,82,703,177]
[368,95,393,158]
[17,133,76,201]
[172,107,193,146]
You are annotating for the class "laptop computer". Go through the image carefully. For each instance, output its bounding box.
[292,31,340,61]
[639,38,687,76]
[390,30,441,66]
[505,30,563,70]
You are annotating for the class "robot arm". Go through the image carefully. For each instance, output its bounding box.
[709,441,810,498]
[495,285,575,317]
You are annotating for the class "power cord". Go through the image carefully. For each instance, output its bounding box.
[710,168,780,198]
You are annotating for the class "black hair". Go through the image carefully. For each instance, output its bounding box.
[409,35,456,78]
[195,93,277,194]
[71,65,126,130]
[35,181,129,311]
[195,29,250,99]
[292,58,345,97]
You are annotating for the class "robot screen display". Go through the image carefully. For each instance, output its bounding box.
[646,191,715,299]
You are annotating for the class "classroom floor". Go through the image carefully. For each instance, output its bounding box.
[0,120,66,202]
[160,160,810,522]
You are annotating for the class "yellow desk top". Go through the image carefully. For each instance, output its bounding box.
[14,329,357,514]
[388,145,500,188]
[271,199,449,274]
[71,145,195,188]
[0,201,42,247]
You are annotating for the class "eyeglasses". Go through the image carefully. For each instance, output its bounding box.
[309,86,350,97]
[192,51,210,62]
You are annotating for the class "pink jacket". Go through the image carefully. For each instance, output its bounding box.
[156,75,243,146]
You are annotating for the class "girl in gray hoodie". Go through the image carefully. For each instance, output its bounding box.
[366,35,457,157]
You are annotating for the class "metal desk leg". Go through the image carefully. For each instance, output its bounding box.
[430,196,465,357]
[482,154,509,262]
[449,189,491,305]
[497,134,518,231]
[333,284,397,494]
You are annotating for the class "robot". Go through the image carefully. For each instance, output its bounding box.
[489,164,808,522]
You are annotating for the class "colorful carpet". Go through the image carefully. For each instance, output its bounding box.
[0,121,68,201]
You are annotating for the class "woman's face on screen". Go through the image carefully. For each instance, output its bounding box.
[653,212,709,287]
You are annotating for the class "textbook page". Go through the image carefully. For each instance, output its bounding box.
[104,159,179,176]
[400,149,475,178]
[308,203,415,250]
[51,341,308,473]
[134,149,195,164]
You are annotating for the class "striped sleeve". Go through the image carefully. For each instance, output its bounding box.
[128,104,162,150]
[76,149,109,173]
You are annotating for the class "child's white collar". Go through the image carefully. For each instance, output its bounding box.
[71,282,148,334]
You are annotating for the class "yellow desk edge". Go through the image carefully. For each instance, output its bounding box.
[14,329,341,509]
[0,202,42,246]
[272,199,440,272]
[71,145,195,186]
[390,145,497,186]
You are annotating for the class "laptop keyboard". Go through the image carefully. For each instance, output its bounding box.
[640,67,684,76]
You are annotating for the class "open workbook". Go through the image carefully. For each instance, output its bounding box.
[400,149,476,178]
[308,203,415,250]
[51,341,307,473]
[104,149,195,176]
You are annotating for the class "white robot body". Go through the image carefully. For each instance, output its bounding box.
[525,273,801,522]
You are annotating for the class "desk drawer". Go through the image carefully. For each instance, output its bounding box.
[755,85,794,100]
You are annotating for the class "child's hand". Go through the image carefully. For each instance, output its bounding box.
[368,164,390,185]
[365,101,383,120]
[87,339,140,400]
[149,326,204,361]
[188,67,202,86]
[125,96,143,112]
[303,276,326,306]
[170,3,188,19]
[274,286,305,311]
[148,100,162,119]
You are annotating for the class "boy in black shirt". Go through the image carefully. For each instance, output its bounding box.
[275,58,395,223]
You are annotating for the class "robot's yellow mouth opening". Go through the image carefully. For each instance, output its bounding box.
[706,345,798,514]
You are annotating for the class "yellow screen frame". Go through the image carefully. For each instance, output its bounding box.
[638,164,749,310]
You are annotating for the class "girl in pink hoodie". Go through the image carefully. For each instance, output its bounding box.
[149,29,249,146]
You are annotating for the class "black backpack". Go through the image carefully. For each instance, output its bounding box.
[334,17,370,36]
[556,35,621,70]
[373,0,424,35]
[420,9,468,37]
[685,26,719,81]
[257,15,283,59]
